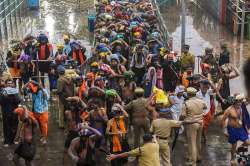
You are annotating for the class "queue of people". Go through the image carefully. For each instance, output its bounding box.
[0,0,249,166]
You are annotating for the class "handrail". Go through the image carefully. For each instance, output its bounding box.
[151,0,171,48]
[0,0,25,25]
[0,0,17,16]
[0,0,26,73]
[0,0,9,8]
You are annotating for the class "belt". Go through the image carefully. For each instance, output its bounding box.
[157,136,168,140]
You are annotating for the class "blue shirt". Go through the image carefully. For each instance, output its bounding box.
[64,43,72,57]
[32,89,49,113]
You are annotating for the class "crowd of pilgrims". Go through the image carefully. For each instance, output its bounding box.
[0,0,249,166]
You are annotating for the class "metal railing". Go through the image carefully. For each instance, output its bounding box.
[0,0,27,44]
[151,0,172,49]
[0,0,28,74]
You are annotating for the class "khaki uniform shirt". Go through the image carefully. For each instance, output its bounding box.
[180,52,195,71]
[125,98,149,123]
[150,119,181,139]
[182,97,207,121]
[128,142,160,166]
[57,76,75,103]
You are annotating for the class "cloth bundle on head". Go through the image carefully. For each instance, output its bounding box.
[63,34,70,40]
[70,41,81,50]
[151,32,160,39]
[104,14,113,21]
[175,85,185,94]
[100,37,109,44]
[38,33,48,43]
[124,70,135,80]
[1,71,13,82]
[97,43,109,52]
[111,103,123,112]
[91,62,99,67]
[109,54,120,62]
[100,64,113,74]
[57,65,65,74]
[65,69,79,79]
[100,28,107,35]
[9,49,20,57]
[57,43,64,50]
[152,86,170,106]
[133,32,141,39]
[101,0,108,4]
[70,41,86,50]
[159,47,167,57]
[99,52,109,57]
[105,89,118,98]
[18,53,31,62]
[110,1,116,5]
[186,87,197,95]
[130,21,139,29]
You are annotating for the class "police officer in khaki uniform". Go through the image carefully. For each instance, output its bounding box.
[180,44,195,72]
[151,103,202,166]
[181,87,207,166]
[150,107,179,166]
[125,88,151,148]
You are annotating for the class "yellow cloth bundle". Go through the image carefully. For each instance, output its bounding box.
[65,69,78,79]
[152,86,170,107]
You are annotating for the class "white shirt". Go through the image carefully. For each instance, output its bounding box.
[196,90,213,115]
[170,95,185,120]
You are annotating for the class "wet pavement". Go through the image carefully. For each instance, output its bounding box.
[160,0,250,94]
[0,0,93,56]
[0,0,250,166]
[161,1,250,165]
